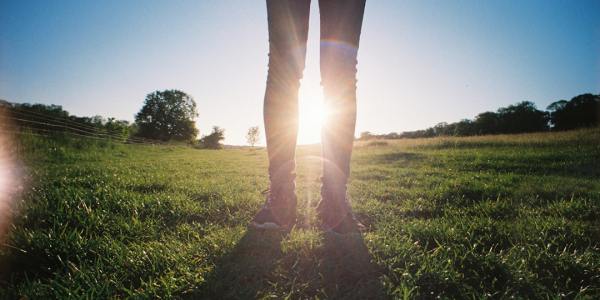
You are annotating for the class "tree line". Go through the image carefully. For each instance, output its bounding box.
[1,89,226,148]
[1,100,134,141]
[5,91,596,146]
[360,93,599,140]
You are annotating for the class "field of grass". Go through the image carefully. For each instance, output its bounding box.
[1,129,599,298]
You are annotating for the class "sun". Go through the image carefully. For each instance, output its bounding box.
[298,80,327,145]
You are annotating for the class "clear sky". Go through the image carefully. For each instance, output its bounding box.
[1,0,599,145]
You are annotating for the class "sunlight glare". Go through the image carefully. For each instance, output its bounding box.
[298,80,326,145]
[0,119,22,242]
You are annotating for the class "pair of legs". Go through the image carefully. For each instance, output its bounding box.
[258,0,366,231]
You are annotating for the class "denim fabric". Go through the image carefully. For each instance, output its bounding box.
[264,0,366,220]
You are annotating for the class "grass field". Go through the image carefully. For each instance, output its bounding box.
[1,129,600,299]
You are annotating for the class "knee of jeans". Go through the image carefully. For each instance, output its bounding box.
[266,74,302,93]
[321,43,358,74]
[322,76,357,90]
[321,65,358,94]
[267,53,305,86]
[321,80,358,103]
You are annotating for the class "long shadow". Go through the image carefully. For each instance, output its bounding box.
[189,228,389,299]
[188,227,285,299]
[319,232,389,299]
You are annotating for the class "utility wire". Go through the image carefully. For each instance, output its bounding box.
[5,109,151,143]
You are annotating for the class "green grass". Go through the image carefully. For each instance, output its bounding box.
[1,129,599,299]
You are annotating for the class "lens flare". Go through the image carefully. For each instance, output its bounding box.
[0,111,23,242]
[298,80,329,145]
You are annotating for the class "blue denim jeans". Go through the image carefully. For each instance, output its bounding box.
[264,0,366,223]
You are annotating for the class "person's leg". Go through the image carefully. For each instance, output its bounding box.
[318,0,366,230]
[254,0,311,228]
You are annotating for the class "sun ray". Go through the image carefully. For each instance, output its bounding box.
[298,79,326,145]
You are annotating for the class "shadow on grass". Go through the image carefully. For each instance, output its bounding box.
[318,232,389,299]
[189,227,285,299]
[190,228,388,299]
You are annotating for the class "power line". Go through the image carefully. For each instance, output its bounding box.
[1,102,153,142]
[0,127,155,145]
[0,118,158,144]
[1,102,181,145]
[3,112,153,143]
[5,109,152,143]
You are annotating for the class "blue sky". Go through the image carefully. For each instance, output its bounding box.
[1,0,598,145]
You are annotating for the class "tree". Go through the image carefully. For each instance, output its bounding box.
[453,119,475,136]
[433,122,450,136]
[547,94,599,130]
[359,131,375,140]
[104,118,130,141]
[198,126,225,149]
[473,112,499,135]
[383,132,401,139]
[496,101,548,133]
[134,90,198,141]
[246,126,260,147]
[547,100,569,130]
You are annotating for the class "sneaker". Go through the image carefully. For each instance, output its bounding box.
[250,189,296,230]
[317,188,364,235]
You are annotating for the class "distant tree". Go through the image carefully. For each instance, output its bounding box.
[4,102,138,141]
[384,132,401,139]
[433,122,450,136]
[127,122,140,139]
[246,126,260,147]
[198,126,225,149]
[90,115,105,127]
[547,100,569,130]
[20,103,69,119]
[356,131,402,140]
[374,93,596,140]
[547,94,599,130]
[473,112,499,135]
[134,90,198,141]
[399,129,426,138]
[8,103,70,133]
[546,100,568,113]
[496,101,548,133]
[453,119,475,136]
[104,118,130,141]
[359,131,375,140]
[424,127,436,137]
